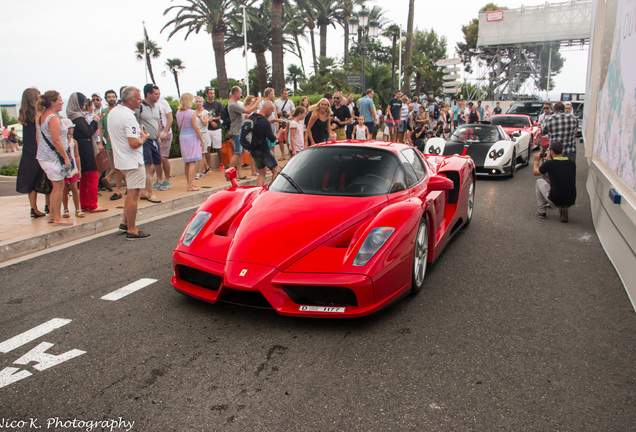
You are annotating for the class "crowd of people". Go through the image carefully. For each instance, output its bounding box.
[16,81,577,239]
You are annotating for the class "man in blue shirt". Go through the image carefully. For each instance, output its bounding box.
[358,89,377,139]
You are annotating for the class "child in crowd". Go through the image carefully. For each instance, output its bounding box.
[289,107,306,157]
[60,119,83,218]
[355,116,370,140]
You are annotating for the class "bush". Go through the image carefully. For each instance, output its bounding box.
[0,165,18,176]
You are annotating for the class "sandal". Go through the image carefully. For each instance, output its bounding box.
[88,207,108,213]
[186,186,200,192]
[30,208,45,218]
[63,209,70,218]
[53,220,73,226]
[146,197,161,203]
[75,210,85,218]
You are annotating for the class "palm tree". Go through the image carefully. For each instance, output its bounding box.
[295,0,319,74]
[225,2,271,94]
[271,0,285,92]
[401,0,415,95]
[135,39,161,85]
[162,0,248,98]
[165,58,186,98]
[285,64,306,93]
[383,24,401,94]
[312,0,341,60]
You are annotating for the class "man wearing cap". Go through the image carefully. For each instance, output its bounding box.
[107,86,151,240]
[135,84,162,203]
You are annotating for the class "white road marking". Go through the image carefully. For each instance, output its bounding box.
[101,278,158,301]
[0,318,71,354]
[13,342,86,371]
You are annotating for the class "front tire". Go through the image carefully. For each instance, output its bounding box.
[411,216,429,295]
[465,176,475,226]
[508,149,517,178]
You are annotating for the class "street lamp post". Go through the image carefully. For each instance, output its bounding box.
[349,7,379,92]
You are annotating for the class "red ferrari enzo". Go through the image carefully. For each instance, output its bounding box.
[171,141,475,318]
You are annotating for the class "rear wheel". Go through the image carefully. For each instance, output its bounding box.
[411,216,429,295]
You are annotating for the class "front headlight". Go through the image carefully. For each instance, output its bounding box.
[489,148,505,160]
[353,227,395,266]
[182,211,212,246]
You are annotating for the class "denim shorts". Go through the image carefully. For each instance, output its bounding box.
[251,149,278,171]
[231,135,243,155]
[398,120,408,132]
[143,139,161,165]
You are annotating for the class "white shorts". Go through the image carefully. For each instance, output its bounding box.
[121,165,146,189]
[201,130,211,154]
[208,129,222,150]
[38,159,65,182]
[160,132,172,158]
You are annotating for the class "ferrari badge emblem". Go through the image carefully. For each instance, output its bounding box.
[240,269,248,276]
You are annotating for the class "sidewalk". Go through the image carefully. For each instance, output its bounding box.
[0,152,286,264]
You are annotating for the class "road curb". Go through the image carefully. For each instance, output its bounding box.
[0,176,260,263]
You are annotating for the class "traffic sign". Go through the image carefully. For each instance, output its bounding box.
[436,58,461,67]
[443,66,459,73]
[443,73,460,80]
[443,87,461,94]
[443,81,461,87]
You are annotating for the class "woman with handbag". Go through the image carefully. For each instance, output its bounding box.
[67,92,107,213]
[35,90,72,226]
[17,87,50,218]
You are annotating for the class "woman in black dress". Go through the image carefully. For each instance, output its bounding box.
[16,87,48,218]
[306,98,333,146]
[67,92,107,212]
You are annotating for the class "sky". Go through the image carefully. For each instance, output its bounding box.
[0,0,589,104]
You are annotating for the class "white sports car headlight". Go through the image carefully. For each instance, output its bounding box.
[353,227,395,266]
[182,211,212,246]
[488,148,505,160]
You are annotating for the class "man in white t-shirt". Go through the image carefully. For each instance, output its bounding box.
[274,89,295,158]
[107,86,151,240]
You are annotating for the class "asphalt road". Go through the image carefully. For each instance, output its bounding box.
[0,152,634,432]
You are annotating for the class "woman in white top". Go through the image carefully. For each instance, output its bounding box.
[355,116,370,140]
[36,90,72,225]
[194,96,210,179]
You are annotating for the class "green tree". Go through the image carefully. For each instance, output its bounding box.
[2,108,18,126]
[311,0,341,62]
[337,0,365,66]
[286,64,306,93]
[410,29,447,96]
[283,6,310,77]
[165,58,185,98]
[135,37,161,85]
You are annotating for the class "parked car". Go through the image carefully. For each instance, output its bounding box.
[489,114,541,150]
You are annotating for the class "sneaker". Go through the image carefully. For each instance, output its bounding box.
[203,167,211,175]
[560,208,569,223]
[159,180,171,191]
[219,164,225,171]
[536,212,547,219]
[152,181,162,190]
[126,230,151,240]
[195,174,201,180]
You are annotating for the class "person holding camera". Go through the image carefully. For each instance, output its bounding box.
[533,140,576,223]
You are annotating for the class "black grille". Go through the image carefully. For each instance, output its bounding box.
[220,288,272,309]
[282,285,358,307]
[177,265,222,291]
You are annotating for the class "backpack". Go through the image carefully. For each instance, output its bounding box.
[239,113,264,151]
[433,103,440,120]
[220,104,231,131]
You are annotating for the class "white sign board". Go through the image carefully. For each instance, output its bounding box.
[436,58,461,67]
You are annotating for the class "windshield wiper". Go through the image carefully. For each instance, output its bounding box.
[279,172,304,194]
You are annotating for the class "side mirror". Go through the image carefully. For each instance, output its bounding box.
[225,167,239,187]
[428,175,454,191]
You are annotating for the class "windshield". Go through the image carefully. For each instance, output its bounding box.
[507,102,544,116]
[490,116,529,129]
[269,146,400,196]
[448,125,500,143]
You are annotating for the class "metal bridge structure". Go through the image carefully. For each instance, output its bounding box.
[469,0,593,101]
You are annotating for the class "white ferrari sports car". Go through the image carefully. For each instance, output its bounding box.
[424,123,532,177]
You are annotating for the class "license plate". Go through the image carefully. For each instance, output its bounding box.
[299,306,345,313]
